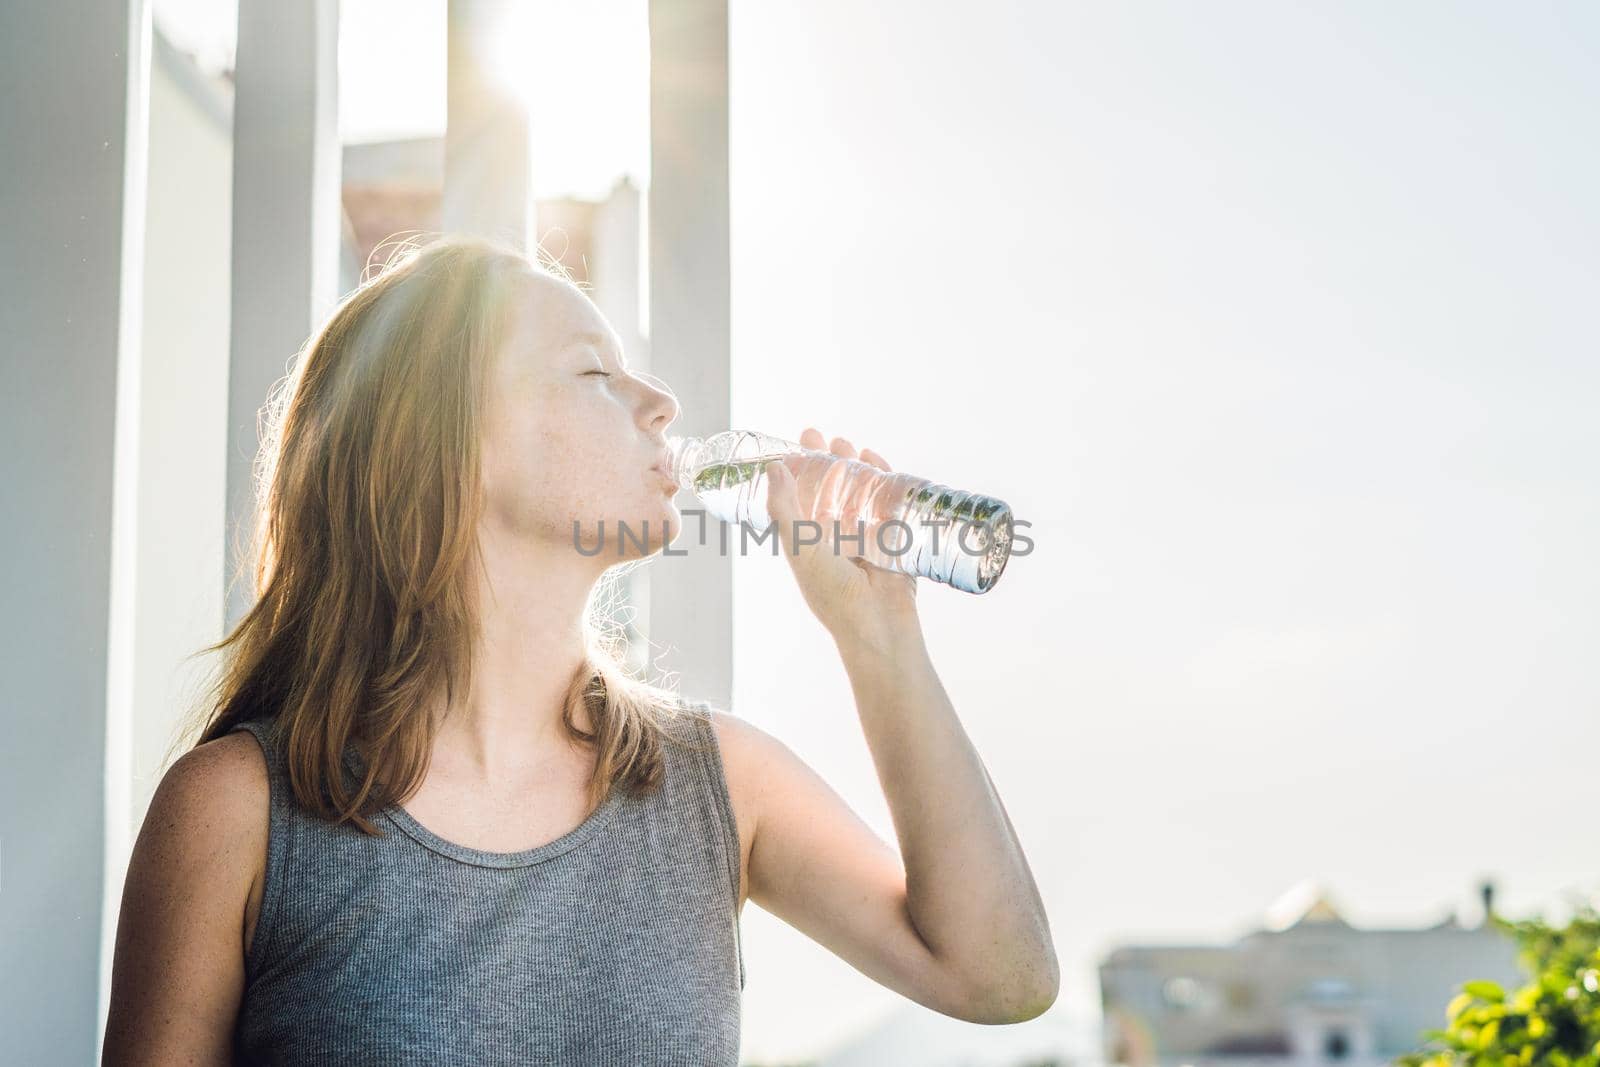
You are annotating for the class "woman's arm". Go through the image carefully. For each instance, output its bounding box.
[834,622,1058,1021]
[741,427,1058,1023]
[102,732,267,1065]
[721,625,1058,1025]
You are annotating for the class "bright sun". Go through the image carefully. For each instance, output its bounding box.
[477,0,652,201]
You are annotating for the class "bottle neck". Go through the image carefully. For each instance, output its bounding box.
[665,434,705,489]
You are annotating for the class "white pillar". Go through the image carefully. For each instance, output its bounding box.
[647,0,733,708]
[444,0,533,251]
[225,0,342,629]
[0,1,149,1059]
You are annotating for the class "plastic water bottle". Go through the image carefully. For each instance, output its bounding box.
[665,430,1014,594]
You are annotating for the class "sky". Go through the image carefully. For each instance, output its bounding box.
[154,1,1600,1062]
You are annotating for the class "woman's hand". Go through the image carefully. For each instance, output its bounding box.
[763,427,920,647]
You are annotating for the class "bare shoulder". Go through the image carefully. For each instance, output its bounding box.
[151,729,270,837]
[102,729,270,1062]
[701,706,790,812]
[698,708,802,910]
[134,730,271,948]
[135,729,270,913]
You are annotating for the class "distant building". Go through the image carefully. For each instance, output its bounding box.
[1098,880,1522,1067]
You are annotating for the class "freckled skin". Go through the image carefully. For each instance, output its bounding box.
[478,273,681,563]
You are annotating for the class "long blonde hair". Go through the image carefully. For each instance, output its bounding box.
[181,234,698,834]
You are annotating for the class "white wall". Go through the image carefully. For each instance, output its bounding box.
[95,30,235,1047]
[0,4,147,1061]
[128,35,233,826]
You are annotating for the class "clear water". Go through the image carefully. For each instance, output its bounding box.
[680,445,1013,594]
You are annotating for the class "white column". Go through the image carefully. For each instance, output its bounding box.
[0,1,149,1060]
[647,0,732,708]
[225,0,342,629]
[444,0,533,251]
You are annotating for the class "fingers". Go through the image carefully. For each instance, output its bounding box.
[764,461,813,563]
[800,428,889,470]
[799,427,857,459]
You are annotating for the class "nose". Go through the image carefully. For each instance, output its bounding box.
[634,371,679,434]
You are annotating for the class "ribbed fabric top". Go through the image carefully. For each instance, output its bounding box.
[227,702,745,1066]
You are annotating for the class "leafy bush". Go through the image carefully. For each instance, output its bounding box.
[1398,905,1600,1066]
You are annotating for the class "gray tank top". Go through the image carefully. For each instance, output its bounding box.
[227,702,745,1065]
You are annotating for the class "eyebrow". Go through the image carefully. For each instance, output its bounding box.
[567,331,628,370]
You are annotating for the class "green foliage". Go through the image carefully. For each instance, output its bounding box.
[1397,906,1600,1067]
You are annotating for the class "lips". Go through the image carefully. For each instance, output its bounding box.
[649,465,679,494]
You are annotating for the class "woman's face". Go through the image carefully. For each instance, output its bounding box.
[478,272,682,565]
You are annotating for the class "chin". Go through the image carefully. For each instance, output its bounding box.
[654,509,683,555]
[654,496,682,552]
[613,496,681,559]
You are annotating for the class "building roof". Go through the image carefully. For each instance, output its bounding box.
[1264,878,1350,931]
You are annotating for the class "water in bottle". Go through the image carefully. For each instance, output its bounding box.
[665,430,1013,594]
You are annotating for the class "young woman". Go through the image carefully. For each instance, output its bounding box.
[101,236,1057,1065]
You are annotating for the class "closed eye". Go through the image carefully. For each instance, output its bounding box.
[583,370,612,378]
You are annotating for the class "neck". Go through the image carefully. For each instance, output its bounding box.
[433,522,606,782]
